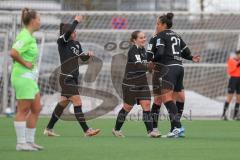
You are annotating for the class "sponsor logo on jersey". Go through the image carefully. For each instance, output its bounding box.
[14,40,24,49]
[135,54,141,62]
[147,44,152,51]
[156,38,161,46]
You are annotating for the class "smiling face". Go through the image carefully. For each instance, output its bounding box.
[133,32,146,47]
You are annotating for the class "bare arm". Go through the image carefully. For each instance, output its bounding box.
[10,49,33,69]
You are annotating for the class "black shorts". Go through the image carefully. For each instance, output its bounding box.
[162,65,184,92]
[228,77,240,94]
[122,84,151,106]
[59,74,79,98]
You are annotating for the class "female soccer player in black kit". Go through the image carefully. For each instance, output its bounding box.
[44,15,100,137]
[147,13,200,137]
[112,31,161,138]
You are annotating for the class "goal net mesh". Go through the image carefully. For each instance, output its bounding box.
[1,11,240,118]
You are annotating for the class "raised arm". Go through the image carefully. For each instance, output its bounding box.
[60,15,82,42]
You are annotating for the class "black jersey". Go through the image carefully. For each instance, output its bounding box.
[146,29,193,65]
[122,45,151,105]
[123,45,148,85]
[57,20,87,78]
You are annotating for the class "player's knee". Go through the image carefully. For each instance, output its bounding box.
[16,108,30,118]
[154,99,162,105]
[33,108,42,115]
[154,97,162,105]
[70,96,82,106]
[236,95,240,103]
[59,100,70,106]
[31,105,42,114]
[72,101,82,106]
[176,96,185,102]
[162,96,173,103]
[226,94,233,102]
[144,101,151,107]
[140,101,151,110]
[142,106,150,112]
[123,104,132,112]
[174,91,185,102]
[72,99,82,106]
[161,91,174,103]
[142,107,150,112]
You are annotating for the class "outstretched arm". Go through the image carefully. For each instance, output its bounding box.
[180,38,200,62]
[60,15,82,42]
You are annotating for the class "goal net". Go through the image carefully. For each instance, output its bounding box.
[1,11,240,119]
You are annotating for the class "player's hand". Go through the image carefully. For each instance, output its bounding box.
[152,29,157,37]
[192,55,200,63]
[147,61,154,73]
[86,51,94,57]
[24,61,33,69]
[75,15,83,23]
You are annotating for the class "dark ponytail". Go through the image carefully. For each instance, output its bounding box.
[166,13,174,20]
[60,23,65,35]
[59,23,71,35]
[158,12,174,29]
[21,8,37,26]
[130,30,141,43]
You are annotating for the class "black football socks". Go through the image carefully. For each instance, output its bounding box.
[164,101,181,131]
[151,103,161,129]
[74,106,89,132]
[233,103,239,119]
[176,101,184,119]
[47,103,65,129]
[143,111,153,133]
[114,108,129,131]
[222,102,229,117]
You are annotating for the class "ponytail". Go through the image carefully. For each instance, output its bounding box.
[158,12,174,29]
[21,8,37,26]
[59,23,71,35]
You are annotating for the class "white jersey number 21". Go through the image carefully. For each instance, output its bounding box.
[171,36,181,55]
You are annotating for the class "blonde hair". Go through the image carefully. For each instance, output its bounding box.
[21,8,37,26]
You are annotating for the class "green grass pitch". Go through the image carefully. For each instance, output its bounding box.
[0,117,239,160]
